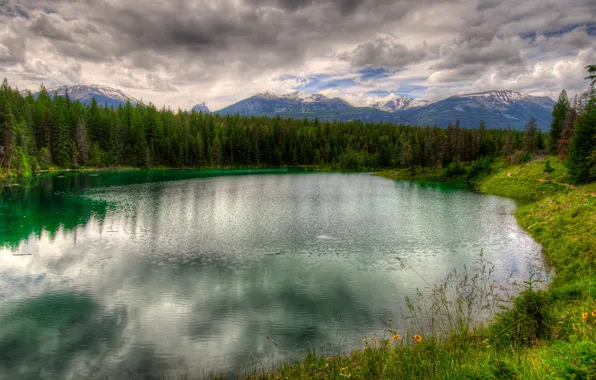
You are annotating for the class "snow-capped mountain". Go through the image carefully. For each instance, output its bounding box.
[27,84,556,130]
[38,85,140,108]
[453,91,555,110]
[191,102,210,113]
[216,91,351,116]
[369,96,430,112]
[216,89,554,129]
[401,90,556,130]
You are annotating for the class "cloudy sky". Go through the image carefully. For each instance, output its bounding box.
[0,0,595,110]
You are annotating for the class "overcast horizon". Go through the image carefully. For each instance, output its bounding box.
[1,0,595,110]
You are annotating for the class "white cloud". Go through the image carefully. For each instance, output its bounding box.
[0,0,595,109]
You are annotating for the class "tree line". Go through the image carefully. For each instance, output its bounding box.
[548,65,596,183]
[0,65,594,183]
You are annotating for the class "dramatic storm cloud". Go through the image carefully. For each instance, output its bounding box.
[0,0,595,109]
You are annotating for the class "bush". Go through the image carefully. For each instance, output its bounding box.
[37,147,51,170]
[444,160,466,178]
[11,147,32,176]
[490,285,553,348]
[467,156,494,180]
[543,159,554,173]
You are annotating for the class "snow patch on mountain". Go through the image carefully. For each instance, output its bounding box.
[370,96,430,112]
[450,91,554,110]
[191,102,210,113]
[43,84,140,107]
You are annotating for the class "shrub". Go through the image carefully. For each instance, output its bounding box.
[543,159,554,173]
[467,156,494,180]
[444,160,466,178]
[489,285,553,348]
[37,147,51,170]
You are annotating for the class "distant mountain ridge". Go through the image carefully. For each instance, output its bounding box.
[40,84,140,108]
[191,102,210,113]
[215,90,555,130]
[369,96,430,112]
[29,84,555,130]
[216,91,351,116]
[400,90,555,130]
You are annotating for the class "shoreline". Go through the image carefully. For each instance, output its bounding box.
[247,156,596,379]
[2,157,594,379]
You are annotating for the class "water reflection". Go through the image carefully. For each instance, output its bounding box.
[0,172,544,379]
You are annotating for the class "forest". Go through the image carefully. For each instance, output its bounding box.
[0,65,595,184]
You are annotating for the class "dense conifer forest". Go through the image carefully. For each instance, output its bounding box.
[0,66,594,184]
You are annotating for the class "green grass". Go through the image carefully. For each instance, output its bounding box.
[242,156,596,380]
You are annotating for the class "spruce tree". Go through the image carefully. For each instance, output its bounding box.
[549,90,570,154]
[52,98,72,167]
[523,117,538,154]
[568,96,596,183]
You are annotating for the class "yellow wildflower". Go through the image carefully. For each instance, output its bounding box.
[413,334,423,343]
[592,310,596,317]
[582,312,588,320]
[392,334,401,340]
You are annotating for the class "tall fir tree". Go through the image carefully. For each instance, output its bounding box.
[52,98,72,167]
[549,90,570,154]
[568,95,596,183]
[523,117,538,154]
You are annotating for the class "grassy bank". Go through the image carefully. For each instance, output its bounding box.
[244,157,596,380]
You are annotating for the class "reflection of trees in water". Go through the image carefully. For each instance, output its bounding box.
[0,176,109,249]
[0,169,292,249]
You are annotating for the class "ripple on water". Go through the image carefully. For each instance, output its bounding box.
[0,173,546,379]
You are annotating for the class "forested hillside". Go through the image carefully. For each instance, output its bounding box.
[1,68,595,184]
[0,82,543,176]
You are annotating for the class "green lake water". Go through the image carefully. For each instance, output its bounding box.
[0,171,544,379]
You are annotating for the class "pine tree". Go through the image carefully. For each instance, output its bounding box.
[0,109,15,172]
[523,118,538,154]
[558,107,577,157]
[75,119,89,166]
[52,99,72,167]
[549,90,570,154]
[586,64,596,86]
[568,96,596,183]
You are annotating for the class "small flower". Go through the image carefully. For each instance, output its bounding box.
[413,334,423,343]
[387,340,392,345]
[582,312,588,320]
[392,334,401,340]
[592,311,596,317]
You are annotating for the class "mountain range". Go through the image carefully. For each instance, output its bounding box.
[31,85,556,130]
[34,84,141,108]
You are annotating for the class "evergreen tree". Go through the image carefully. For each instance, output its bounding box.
[558,107,577,157]
[568,96,596,183]
[523,118,538,154]
[586,64,596,86]
[52,98,72,167]
[549,90,570,154]
[75,119,89,166]
[0,108,15,172]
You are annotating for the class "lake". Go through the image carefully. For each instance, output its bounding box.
[0,171,544,379]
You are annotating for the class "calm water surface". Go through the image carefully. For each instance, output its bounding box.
[0,171,543,379]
